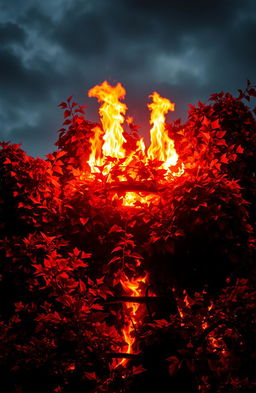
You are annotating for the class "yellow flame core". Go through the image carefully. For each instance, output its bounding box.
[147,92,178,169]
[88,81,127,160]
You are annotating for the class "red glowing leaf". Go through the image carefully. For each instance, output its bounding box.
[84,372,97,381]
[211,119,220,129]
[80,217,89,225]
[108,225,123,234]
[167,356,182,376]
[92,304,103,310]
[151,235,161,243]
[81,251,91,259]
[63,119,71,125]
[54,386,62,392]
[216,131,226,138]
[174,230,185,237]
[108,256,121,264]
[248,88,256,97]
[79,279,86,292]
[220,154,229,164]
[64,110,71,118]
[150,319,170,328]
[56,151,67,159]
[236,145,244,154]
[215,138,227,146]
[14,301,24,312]
[202,117,210,126]
[96,277,105,285]
[73,248,80,257]
[132,365,147,375]
[58,102,67,109]
[74,108,86,114]
[111,246,123,253]
[53,166,63,174]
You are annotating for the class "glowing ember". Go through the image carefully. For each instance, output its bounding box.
[87,81,184,207]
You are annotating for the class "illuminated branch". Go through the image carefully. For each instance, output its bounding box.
[101,353,139,359]
[105,296,167,304]
[105,182,167,193]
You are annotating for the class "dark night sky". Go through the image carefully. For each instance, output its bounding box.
[0,0,255,157]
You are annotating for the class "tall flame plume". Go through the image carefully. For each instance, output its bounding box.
[87,80,182,182]
[88,81,127,162]
[147,92,178,169]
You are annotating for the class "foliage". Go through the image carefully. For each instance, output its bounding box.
[0,82,256,393]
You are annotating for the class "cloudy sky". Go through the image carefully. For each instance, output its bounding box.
[0,0,255,157]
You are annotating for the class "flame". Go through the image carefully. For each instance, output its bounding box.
[88,126,104,172]
[147,92,178,169]
[88,81,127,161]
[136,138,146,155]
[87,81,184,206]
[115,274,148,368]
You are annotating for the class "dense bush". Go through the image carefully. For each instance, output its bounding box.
[0,82,256,393]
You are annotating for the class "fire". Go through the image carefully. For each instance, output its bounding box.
[88,81,127,162]
[87,81,184,205]
[115,274,148,368]
[84,82,184,366]
[147,92,178,170]
[87,126,103,173]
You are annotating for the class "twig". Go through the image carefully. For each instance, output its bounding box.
[105,296,166,304]
[101,352,139,359]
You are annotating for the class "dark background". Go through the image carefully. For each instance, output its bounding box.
[0,0,255,157]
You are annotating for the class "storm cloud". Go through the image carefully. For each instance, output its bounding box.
[0,0,255,156]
